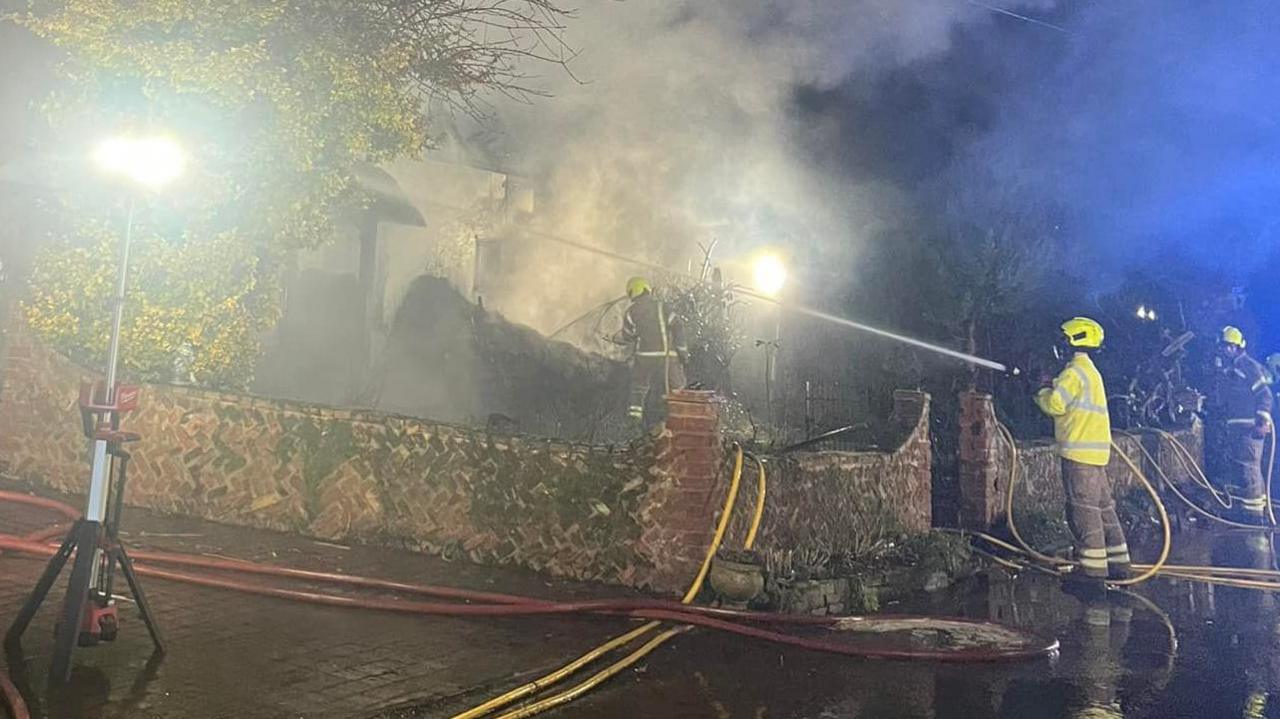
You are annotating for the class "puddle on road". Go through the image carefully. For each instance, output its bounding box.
[552,527,1280,719]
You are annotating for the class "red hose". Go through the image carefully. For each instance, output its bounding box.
[0,530,1037,631]
[0,492,995,628]
[0,491,79,522]
[0,492,1059,663]
[0,671,29,719]
[0,534,1057,663]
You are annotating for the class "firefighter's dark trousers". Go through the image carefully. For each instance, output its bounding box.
[1224,427,1267,518]
[628,355,686,427]
[1062,459,1131,578]
[1071,594,1130,717]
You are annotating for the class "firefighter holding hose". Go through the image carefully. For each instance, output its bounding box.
[612,277,688,428]
[1209,326,1273,521]
[1035,317,1132,595]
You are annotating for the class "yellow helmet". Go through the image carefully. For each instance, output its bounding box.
[1061,316,1104,349]
[1222,325,1247,348]
[626,276,651,299]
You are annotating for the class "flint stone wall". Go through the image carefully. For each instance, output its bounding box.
[0,316,733,591]
[725,391,932,553]
[0,314,936,593]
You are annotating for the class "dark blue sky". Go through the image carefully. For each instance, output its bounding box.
[796,1,1280,292]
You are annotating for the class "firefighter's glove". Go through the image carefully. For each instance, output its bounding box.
[1037,371,1053,389]
[1254,413,1273,438]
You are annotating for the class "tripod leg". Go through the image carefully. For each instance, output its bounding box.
[4,523,79,650]
[49,520,101,684]
[115,545,165,654]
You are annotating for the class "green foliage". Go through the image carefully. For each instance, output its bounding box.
[666,274,746,393]
[14,0,569,388]
[25,216,268,386]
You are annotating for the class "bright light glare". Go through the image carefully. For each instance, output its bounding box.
[93,136,185,189]
[752,254,787,297]
[1136,305,1157,321]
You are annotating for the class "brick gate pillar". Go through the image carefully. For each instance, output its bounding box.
[636,389,725,594]
[958,391,1003,531]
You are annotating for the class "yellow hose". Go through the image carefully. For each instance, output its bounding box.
[1126,429,1265,530]
[1158,570,1280,591]
[965,527,1280,581]
[743,454,767,551]
[448,622,662,719]
[680,445,746,604]
[453,444,756,719]
[1107,444,1171,586]
[1149,428,1232,509]
[997,423,1072,568]
[995,422,1171,585]
[1146,563,1280,578]
[981,420,1280,592]
[501,446,756,717]
[493,627,692,719]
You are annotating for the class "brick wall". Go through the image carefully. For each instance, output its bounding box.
[957,390,1204,531]
[638,390,725,591]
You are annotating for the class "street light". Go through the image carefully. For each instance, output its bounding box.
[7,134,185,683]
[752,253,787,298]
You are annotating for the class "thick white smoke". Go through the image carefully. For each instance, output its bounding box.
[466,0,1057,334]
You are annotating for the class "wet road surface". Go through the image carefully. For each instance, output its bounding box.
[3,485,1280,718]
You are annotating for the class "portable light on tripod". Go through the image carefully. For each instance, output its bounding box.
[4,134,184,684]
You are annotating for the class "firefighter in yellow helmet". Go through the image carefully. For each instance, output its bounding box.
[612,277,688,428]
[1209,326,1273,521]
[1035,317,1131,595]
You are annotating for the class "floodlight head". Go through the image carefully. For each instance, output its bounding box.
[93,136,185,190]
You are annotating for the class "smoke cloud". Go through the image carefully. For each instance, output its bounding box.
[462,0,1058,334]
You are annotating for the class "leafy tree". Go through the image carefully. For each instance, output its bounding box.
[11,0,570,388]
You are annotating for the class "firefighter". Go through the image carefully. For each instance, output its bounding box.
[612,277,688,427]
[1035,317,1131,593]
[1209,326,1273,521]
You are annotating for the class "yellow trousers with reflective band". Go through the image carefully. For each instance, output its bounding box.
[1062,459,1130,578]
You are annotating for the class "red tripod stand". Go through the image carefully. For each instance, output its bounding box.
[3,381,164,683]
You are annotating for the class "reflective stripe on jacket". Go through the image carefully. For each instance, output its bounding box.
[1035,353,1111,466]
